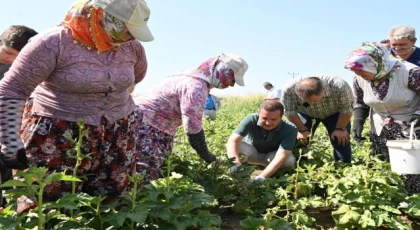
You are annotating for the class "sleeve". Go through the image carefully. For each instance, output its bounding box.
[132,41,148,84]
[275,89,282,98]
[281,84,298,117]
[337,79,354,114]
[278,123,297,151]
[353,77,369,109]
[407,67,420,94]
[180,81,207,134]
[234,114,253,137]
[0,32,58,99]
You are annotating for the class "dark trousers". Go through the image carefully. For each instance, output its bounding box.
[298,112,352,163]
[0,162,12,207]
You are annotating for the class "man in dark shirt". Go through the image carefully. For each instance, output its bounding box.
[0,25,37,208]
[227,100,297,185]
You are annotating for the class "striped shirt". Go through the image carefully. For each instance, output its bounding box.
[281,75,354,119]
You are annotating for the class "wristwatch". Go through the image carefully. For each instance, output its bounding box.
[335,128,346,131]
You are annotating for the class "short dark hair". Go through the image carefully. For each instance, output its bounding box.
[380,39,390,43]
[259,100,284,114]
[0,25,38,51]
[295,77,323,99]
[263,82,273,87]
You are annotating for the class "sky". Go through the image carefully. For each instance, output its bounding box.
[1,0,419,96]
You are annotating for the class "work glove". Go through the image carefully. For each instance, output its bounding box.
[353,107,369,142]
[407,114,420,128]
[230,163,241,174]
[246,175,265,187]
[0,99,28,169]
[187,130,217,163]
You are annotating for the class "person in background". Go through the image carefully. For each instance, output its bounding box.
[204,94,221,120]
[227,100,296,186]
[345,42,420,194]
[0,25,38,208]
[380,39,391,50]
[281,75,354,163]
[263,82,282,101]
[0,25,38,79]
[0,0,153,212]
[134,53,248,185]
[389,25,420,66]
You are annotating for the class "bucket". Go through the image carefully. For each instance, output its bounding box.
[387,140,420,174]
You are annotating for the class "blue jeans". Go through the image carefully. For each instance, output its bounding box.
[298,112,352,163]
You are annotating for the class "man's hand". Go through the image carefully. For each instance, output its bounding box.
[330,129,350,146]
[297,130,310,144]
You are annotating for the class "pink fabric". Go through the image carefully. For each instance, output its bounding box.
[134,75,209,136]
[0,26,147,126]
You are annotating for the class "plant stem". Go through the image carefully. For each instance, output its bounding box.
[37,185,45,230]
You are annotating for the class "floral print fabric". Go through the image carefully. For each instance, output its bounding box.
[134,109,174,185]
[134,75,209,136]
[354,68,420,107]
[20,99,136,204]
[344,42,398,83]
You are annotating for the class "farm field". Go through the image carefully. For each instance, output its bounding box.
[2,94,420,229]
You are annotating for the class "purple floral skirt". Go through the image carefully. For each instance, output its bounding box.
[20,99,136,205]
[134,108,174,186]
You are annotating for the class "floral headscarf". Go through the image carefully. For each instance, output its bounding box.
[62,0,133,52]
[171,57,235,89]
[344,42,398,83]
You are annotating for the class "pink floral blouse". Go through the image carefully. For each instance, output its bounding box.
[0,26,147,126]
[134,75,210,136]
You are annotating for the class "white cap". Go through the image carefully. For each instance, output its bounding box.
[218,53,248,86]
[92,0,154,42]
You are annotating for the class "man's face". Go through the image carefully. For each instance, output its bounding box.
[258,109,282,131]
[390,37,417,57]
[264,85,272,90]
[0,44,19,65]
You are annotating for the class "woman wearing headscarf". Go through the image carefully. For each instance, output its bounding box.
[344,42,420,194]
[134,53,248,184]
[0,0,153,209]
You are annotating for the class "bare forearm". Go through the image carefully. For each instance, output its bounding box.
[336,113,352,129]
[259,151,291,178]
[287,115,306,131]
[226,134,243,164]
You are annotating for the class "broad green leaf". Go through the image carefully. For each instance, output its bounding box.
[240,216,264,229]
[126,206,148,224]
[378,205,402,214]
[1,179,28,187]
[195,210,221,227]
[338,210,360,225]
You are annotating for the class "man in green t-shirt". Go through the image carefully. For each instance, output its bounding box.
[226,100,297,184]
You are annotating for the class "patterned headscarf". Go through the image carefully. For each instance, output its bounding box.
[344,42,398,82]
[171,57,235,89]
[62,0,133,53]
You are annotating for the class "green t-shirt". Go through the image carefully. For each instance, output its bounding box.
[234,113,297,153]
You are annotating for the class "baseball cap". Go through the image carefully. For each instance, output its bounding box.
[92,0,154,42]
[218,53,248,86]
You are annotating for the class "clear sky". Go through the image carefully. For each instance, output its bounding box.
[1,0,419,96]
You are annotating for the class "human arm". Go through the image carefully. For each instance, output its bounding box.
[352,77,370,141]
[0,32,58,169]
[180,82,215,163]
[330,80,353,146]
[286,115,310,143]
[226,133,244,164]
[259,149,292,178]
[406,67,420,126]
[132,40,148,84]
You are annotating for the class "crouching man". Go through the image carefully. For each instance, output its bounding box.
[226,100,297,184]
